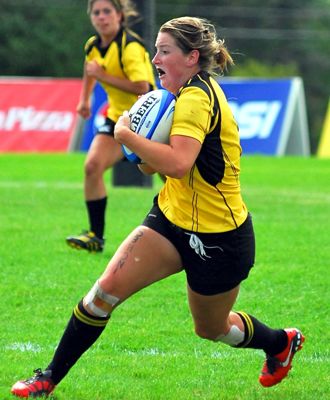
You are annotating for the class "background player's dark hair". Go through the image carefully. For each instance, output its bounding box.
[87,0,139,28]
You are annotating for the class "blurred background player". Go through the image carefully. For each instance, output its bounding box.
[66,0,155,252]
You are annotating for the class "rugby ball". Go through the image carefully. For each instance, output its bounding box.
[122,89,176,163]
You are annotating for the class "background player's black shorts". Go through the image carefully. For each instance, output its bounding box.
[142,198,255,295]
[96,117,116,136]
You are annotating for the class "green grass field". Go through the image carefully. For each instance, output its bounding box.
[0,154,329,399]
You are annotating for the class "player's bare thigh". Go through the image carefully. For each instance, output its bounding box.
[98,226,183,305]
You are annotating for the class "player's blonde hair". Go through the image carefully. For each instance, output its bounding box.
[159,16,234,75]
[87,0,139,28]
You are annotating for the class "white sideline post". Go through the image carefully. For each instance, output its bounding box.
[277,77,310,156]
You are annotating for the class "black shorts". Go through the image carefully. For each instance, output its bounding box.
[96,118,116,136]
[142,198,255,295]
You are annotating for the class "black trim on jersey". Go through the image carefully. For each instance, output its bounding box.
[85,35,110,58]
[99,45,110,58]
[180,72,240,229]
[85,35,101,56]
[85,28,145,66]
[115,28,145,69]
[119,27,145,47]
[115,29,154,91]
[113,28,126,68]
[180,72,225,187]
[192,191,199,231]
[216,187,238,228]
[189,165,195,189]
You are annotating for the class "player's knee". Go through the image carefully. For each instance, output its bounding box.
[214,325,245,347]
[84,158,102,177]
[83,280,120,318]
[195,323,245,345]
[194,326,222,341]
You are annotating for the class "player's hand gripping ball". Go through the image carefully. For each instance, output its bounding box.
[122,89,176,163]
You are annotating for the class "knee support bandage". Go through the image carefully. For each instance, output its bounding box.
[215,325,244,346]
[84,280,120,318]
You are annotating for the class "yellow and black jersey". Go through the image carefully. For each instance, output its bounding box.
[158,72,248,233]
[85,28,156,122]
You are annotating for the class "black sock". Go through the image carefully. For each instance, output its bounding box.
[86,197,107,239]
[236,312,288,355]
[46,300,110,384]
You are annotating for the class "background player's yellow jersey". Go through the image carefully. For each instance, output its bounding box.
[158,72,248,233]
[85,28,156,122]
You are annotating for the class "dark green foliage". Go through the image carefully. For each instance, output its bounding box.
[0,0,329,151]
[0,0,91,77]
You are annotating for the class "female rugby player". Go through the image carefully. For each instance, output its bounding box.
[66,0,155,253]
[11,16,304,398]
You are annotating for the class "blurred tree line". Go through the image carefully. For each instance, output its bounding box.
[0,0,329,152]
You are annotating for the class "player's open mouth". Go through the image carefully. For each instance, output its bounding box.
[156,68,165,77]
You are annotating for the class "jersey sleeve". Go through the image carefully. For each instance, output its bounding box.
[170,86,212,143]
[84,36,97,61]
[121,42,152,82]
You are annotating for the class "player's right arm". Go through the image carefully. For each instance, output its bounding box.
[76,62,96,119]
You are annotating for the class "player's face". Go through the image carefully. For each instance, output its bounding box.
[90,0,122,41]
[153,32,200,94]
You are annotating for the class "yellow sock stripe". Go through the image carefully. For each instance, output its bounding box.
[237,311,254,347]
[73,305,109,328]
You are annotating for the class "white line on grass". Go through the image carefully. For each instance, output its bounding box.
[5,342,233,359]
[244,187,330,205]
[6,342,41,353]
[0,181,83,190]
[5,342,328,364]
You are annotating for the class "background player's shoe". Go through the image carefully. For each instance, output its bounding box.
[11,368,55,398]
[259,328,305,387]
[66,230,104,252]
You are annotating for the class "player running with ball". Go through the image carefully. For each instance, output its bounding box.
[11,16,304,398]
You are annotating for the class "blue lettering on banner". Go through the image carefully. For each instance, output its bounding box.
[228,101,282,139]
[220,79,292,155]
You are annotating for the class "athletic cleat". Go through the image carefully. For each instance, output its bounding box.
[66,230,104,252]
[11,368,55,398]
[259,328,305,387]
